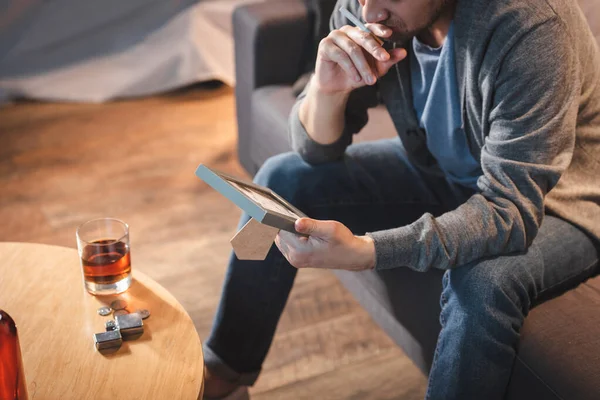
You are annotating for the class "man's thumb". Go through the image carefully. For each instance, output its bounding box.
[295,218,334,237]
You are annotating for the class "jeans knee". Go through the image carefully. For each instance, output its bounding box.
[253,153,308,205]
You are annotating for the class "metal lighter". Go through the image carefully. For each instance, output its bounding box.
[115,313,144,339]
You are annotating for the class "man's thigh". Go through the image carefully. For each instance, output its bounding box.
[534,216,600,302]
[445,215,599,310]
[255,138,469,235]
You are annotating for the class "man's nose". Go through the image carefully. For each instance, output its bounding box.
[361,1,388,24]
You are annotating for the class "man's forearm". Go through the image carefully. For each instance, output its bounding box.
[298,80,351,145]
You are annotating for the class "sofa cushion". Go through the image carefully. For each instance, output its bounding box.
[505,275,600,400]
[250,85,297,168]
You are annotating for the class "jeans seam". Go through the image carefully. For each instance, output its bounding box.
[426,286,449,400]
[425,324,445,400]
[439,297,447,325]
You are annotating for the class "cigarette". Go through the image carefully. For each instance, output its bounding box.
[339,6,384,46]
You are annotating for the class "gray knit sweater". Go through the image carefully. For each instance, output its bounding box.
[288,0,600,271]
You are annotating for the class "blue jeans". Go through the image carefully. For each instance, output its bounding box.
[204,139,599,399]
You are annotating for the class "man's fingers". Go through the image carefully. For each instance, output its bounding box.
[274,234,286,255]
[295,218,338,238]
[276,231,312,269]
[275,233,294,264]
[376,48,407,76]
[295,218,318,235]
[364,23,392,38]
[328,30,376,84]
[319,39,362,83]
[278,231,308,251]
[339,25,389,62]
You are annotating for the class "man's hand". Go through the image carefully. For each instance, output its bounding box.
[314,24,407,94]
[298,23,406,146]
[274,218,376,271]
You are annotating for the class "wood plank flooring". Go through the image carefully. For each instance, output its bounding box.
[0,85,427,399]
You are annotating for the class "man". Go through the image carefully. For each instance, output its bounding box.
[203,0,600,398]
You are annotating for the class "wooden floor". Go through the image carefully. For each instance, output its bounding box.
[0,85,427,399]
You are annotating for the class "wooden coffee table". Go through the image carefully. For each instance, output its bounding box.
[0,242,204,399]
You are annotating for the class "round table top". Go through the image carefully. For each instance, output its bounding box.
[0,242,204,400]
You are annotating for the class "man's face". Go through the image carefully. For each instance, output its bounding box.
[358,0,452,43]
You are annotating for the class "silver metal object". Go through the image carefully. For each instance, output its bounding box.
[115,313,144,339]
[97,306,112,316]
[105,320,117,331]
[113,309,129,317]
[339,6,384,45]
[110,299,128,311]
[133,309,150,320]
[94,330,122,351]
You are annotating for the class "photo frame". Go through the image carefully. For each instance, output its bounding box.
[195,164,307,233]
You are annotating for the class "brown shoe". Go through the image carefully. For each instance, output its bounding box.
[203,366,250,400]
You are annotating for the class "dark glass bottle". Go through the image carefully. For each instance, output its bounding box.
[0,310,28,400]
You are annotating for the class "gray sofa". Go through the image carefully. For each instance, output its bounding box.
[232,0,600,398]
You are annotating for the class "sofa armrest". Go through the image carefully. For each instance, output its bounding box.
[233,0,312,90]
[233,0,311,173]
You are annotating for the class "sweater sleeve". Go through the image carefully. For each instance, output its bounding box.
[367,18,580,271]
[288,0,379,165]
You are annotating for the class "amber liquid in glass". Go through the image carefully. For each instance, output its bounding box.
[0,310,29,400]
[81,240,131,285]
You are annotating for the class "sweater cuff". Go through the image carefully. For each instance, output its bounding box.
[288,100,351,165]
[366,225,421,271]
